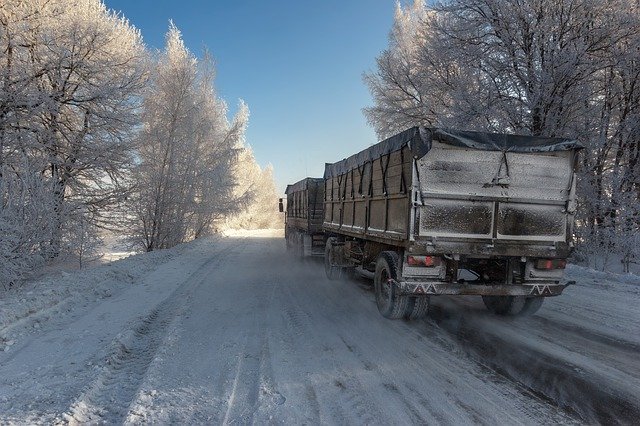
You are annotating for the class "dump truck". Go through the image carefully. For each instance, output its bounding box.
[323,127,582,319]
[283,177,325,257]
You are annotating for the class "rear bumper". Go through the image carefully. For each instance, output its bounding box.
[412,239,572,258]
[394,280,574,297]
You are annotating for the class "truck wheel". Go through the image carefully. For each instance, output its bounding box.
[404,296,430,320]
[301,234,309,258]
[285,230,292,252]
[520,297,544,316]
[324,238,341,280]
[482,296,526,315]
[296,234,305,259]
[374,251,409,319]
[288,232,300,256]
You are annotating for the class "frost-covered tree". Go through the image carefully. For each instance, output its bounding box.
[132,24,248,251]
[365,0,640,269]
[223,146,283,230]
[1,0,146,281]
[0,159,54,284]
[366,0,637,136]
[191,99,252,238]
[364,1,436,137]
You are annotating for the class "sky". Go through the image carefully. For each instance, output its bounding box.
[102,0,397,193]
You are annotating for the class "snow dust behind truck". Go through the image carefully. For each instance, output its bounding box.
[322,127,582,319]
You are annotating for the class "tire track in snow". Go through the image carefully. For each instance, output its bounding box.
[318,272,579,425]
[288,271,391,425]
[330,375,384,425]
[333,332,432,424]
[221,333,254,425]
[220,331,272,425]
[61,306,174,424]
[221,277,285,425]
[258,269,327,424]
[58,244,235,424]
[275,268,395,425]
[320,279,471,423]
[531,315,640,369]
[427,300,640,424]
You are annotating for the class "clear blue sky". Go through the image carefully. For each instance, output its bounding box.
[102,0,396,193]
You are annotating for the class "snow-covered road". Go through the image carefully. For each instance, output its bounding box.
[1,230,638,424]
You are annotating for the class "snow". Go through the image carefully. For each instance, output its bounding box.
[222,228,284,238]
[1,230,638,423]
[547,264,640,344]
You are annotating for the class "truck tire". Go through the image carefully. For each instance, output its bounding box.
[520,297,544,316]
[285,230,292,252]
[288,231,301,257]
[374,251,409,319]
[302,234,310,258]
[404,296,430,320]
[296,233,305,260]
[324,238,341,280]
[482,296,526,316]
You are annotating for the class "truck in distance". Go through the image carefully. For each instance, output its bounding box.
[283,177,325,258]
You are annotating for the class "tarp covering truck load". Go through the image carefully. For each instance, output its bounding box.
[286,126,582,319]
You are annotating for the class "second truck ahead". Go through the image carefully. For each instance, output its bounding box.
[284,127,582,319]
[283,178,325,257]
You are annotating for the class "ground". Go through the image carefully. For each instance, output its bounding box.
[0,230,638,424]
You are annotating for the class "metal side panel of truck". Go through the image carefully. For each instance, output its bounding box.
[323,126,582,319]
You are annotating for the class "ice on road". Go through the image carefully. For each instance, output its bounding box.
[0,231,638,424]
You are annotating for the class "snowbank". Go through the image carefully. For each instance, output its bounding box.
[0,237,215,352]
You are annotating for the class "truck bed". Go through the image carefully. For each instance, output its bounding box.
[323,127,581,257]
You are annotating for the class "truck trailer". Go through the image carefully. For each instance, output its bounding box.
[322,127,582,319]
[283,177,325,257]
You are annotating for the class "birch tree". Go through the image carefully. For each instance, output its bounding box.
[133,24,248,251]
[224,146,283,230]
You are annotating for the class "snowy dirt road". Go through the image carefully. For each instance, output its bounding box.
[1,231,638,424]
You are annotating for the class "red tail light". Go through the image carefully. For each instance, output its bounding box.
[535,259,566,270]
[407,255,442,267]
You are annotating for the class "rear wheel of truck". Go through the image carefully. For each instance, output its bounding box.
[287,232,301,257]
[324,238,341,280]
[520,297,544,316]
[482,296,544,316]
[482,296,524,315]
[296,234,305,260]
[374,251,409,319]
[285,231,292,252]
[404,296,430,320]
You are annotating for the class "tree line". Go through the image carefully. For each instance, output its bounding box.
[0,0,279,283]
[364,0,640,271]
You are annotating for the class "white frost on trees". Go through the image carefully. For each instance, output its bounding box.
[1,0,146,282]
[223,146,283,230]
[131,24,250,251]
[1,3,283,281]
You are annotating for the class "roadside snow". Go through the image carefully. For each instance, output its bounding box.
[0,237,216,352]
[0,235,231,423]
[222,228,284,238]
[549,264,640,345]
